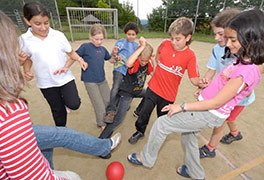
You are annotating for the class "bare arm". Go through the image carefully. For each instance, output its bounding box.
[23,59,34,81]
[66,50,88,71]
[163,76,245,116]
[126,37,147,68]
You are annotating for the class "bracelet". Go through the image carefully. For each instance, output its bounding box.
[180,102,186,112]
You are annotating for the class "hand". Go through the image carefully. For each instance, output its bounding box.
[53,67,69,75]
[139,36,147,47]
[161,104,181,117]
[78,59,88,71]
[199,78,210,89]
[194,88,202,100]
[18,51,30,64]
[24,71,34,81]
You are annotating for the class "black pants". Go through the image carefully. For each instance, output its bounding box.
[135,88,173,134]
[40,80,81,126]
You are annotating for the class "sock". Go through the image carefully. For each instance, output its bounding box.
[230,129,239,136]
[207,144,215,152]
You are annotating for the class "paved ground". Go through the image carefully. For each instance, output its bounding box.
[22,39,264,180]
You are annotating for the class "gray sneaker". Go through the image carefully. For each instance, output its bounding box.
[220,132,243,144]
[104,111,116,123]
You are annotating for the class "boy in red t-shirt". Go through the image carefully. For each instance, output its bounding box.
[128,17,201,144]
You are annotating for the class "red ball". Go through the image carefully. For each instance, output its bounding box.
[106,161,125,180]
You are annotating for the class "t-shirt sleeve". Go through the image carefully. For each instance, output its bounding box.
[230,66,256,87]
[59,32,72,53]
[76,44,85,57]
[104,47,111,60]
[207,48,217,70]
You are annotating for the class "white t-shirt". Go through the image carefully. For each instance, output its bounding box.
[20,28,74,88]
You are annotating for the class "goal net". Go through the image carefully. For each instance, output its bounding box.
[66,7,118,41]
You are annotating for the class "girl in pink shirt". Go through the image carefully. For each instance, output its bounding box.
[127,9,264,179]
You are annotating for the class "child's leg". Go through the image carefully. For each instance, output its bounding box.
[98,80,110,108]
[40,87,67,126]
[99,95,133,138]
[199,123,226,158]
[84,82,107,127]
[220,106,244,144]
[140,111,223,179]
[106,71,123,112]
[61,80,81,110]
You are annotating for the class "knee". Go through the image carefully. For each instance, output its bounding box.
[67,100,81,110]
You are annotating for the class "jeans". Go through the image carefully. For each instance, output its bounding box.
[99,90,145,138]
[140,111,225,179]
[33,125,112,169]
[40,80,81,127]
[106,71,124,112]
[135,88,173,134]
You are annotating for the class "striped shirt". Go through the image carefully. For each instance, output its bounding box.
[0,99,65,180]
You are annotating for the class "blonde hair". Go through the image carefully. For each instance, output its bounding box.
[90,23,107,38]
[0,11,25,104]
[140,43,153,58]
[168,17,194,45]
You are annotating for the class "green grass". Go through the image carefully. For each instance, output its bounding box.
[63,28,215,43]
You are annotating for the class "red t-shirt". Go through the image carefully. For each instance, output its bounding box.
[148,39,199,102]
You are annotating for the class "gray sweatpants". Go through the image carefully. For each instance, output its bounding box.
[140,110,225,179]
[84,80,110,127]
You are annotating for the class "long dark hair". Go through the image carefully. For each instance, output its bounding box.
[23,1,50,21]
[226,9,264,65]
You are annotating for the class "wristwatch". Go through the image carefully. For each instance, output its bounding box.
[180,102,186,112]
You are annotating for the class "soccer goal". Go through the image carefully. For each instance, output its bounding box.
[66,7,118,41]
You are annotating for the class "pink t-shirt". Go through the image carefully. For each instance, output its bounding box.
[199,63,261,118]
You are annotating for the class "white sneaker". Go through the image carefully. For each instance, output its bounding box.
[53,170,82,180]
[110,132,121,150]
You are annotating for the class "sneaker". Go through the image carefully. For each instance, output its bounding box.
[199,145,216,158]
[128,131,144,144]
[53,170,81,180]
[133,110,139,118]
[220,132,243,144]
[110,132,121,150]
[104,111,116,123]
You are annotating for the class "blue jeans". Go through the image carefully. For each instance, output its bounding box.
[33,125,112,169]
[99,90,145,138]
[106,71,124,112]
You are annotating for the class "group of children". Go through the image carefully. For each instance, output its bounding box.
[0,1,264,179]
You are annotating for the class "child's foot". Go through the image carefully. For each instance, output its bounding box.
[128,131,144,144]
[104,111,116,123]
[220,132,243,144]
[127,153,143,166]
[110,132,121,150]
[199,145,216,158]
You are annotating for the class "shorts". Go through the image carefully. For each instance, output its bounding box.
[226,106,245,122]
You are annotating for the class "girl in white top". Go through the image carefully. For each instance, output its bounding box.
[19,2,87,126]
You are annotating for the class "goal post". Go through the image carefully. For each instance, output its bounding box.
[66,7,118,41]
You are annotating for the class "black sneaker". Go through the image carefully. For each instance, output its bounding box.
[99,153,111,159]
[220,132,243,144]
[199,145,216,158]
[128,131,144,144]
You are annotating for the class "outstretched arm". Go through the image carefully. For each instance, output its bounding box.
[126,36,147,68]
[163,76,245,116]
[66,50,88,71]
